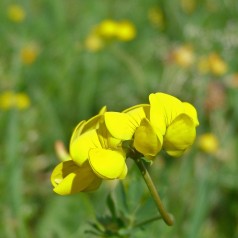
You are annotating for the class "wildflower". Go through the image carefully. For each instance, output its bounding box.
[93,19,136,42]
[51,160,102,195]
[85,34,104,52]
[51,93,198,196]
[105,104,162,159]
[208,53,227,76]
[7,4,26,23]
[180,0,197,14]
[51,107,127,195]
[105,93,199,158]
[149,93,199,157]
[70,114,127,180]
[0,91,30,110]
[198,133,218,154]
[172,45,194,68]
[96,19,118,39]
[198,53,228,76]
[115,21,136,41]
[148,7,165,29]
[20,45,38,65]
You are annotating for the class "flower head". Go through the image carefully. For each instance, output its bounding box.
[85,34,104,52]
[51,93,199,196]
[172,45,194,68]
[7,4,26,23]
[115,21,136,41]
[51,160,102,195]
[70,116,127,180]
[0,91,30,110]
[149,93,199,157]
[148,7,165,29]
[106,93,199,158]
[20,45,38,65]
[198,133,218,154]
[198,53,228,76]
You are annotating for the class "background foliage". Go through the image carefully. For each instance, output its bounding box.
[1,0,238,237]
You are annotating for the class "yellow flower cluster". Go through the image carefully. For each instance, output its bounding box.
[148,7,165,29]
[0,91,30,110]
[172,45,194,68]
[51,93,199,195]
[198,133,218,154]
[85,19,136,52]
[20,45,38,65]
[7,4,26,23]
[198,53,228,76]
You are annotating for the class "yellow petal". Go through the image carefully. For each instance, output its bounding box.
[51,160,102,195]
[163,114,196,157]
[149,93,183,135]
[133,118,162,157]
[81,114,103,134]
[183,102,199,126]
[104,112,137,140]
[118,164,128,179]
[89,148,126,179]
[97,120,122,149]
[70,120,86,145]
[123,104,150,124]
[98,105,107,115]
[70,129,101,165]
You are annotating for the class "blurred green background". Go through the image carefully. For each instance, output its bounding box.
[1,0,238,237]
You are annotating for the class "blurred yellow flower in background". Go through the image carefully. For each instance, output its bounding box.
[7,4,26,23]
[148,7,165,29]
[208,53,228,76]
[115,21,136,41]
[85,34,104,52]
[20,45,39,65]
[198,133,219,154]
[198,53,228,76]
[86,19,136,50]
[172,45,194,68]
[180,0,197,14]
[96,19,119,39]
[0,91,30,110]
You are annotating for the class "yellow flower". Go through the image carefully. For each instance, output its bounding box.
[172,45,194,68]
[115,21,136,41]
[7,4,26,23]
[51,93,199,195]
[198,133,218,154]
[85,34,104,52]
[105,93,199,158]
[149,93,199,157]
[94,19,136,42]
[180,0,197,14]
[105,104,162,159]
[51,107,127,195]
[148,7,165,29]
[70,123,127,180]
[96,19,118,39]
[208,53,228,76]
[51,160,102,195]
[198,53,228,76]
[69,108,127,180]
[20,45,38,65]
[0,91,30,110]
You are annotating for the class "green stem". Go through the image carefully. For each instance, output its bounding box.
[133,215,162,228]
[134,157,174,226]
